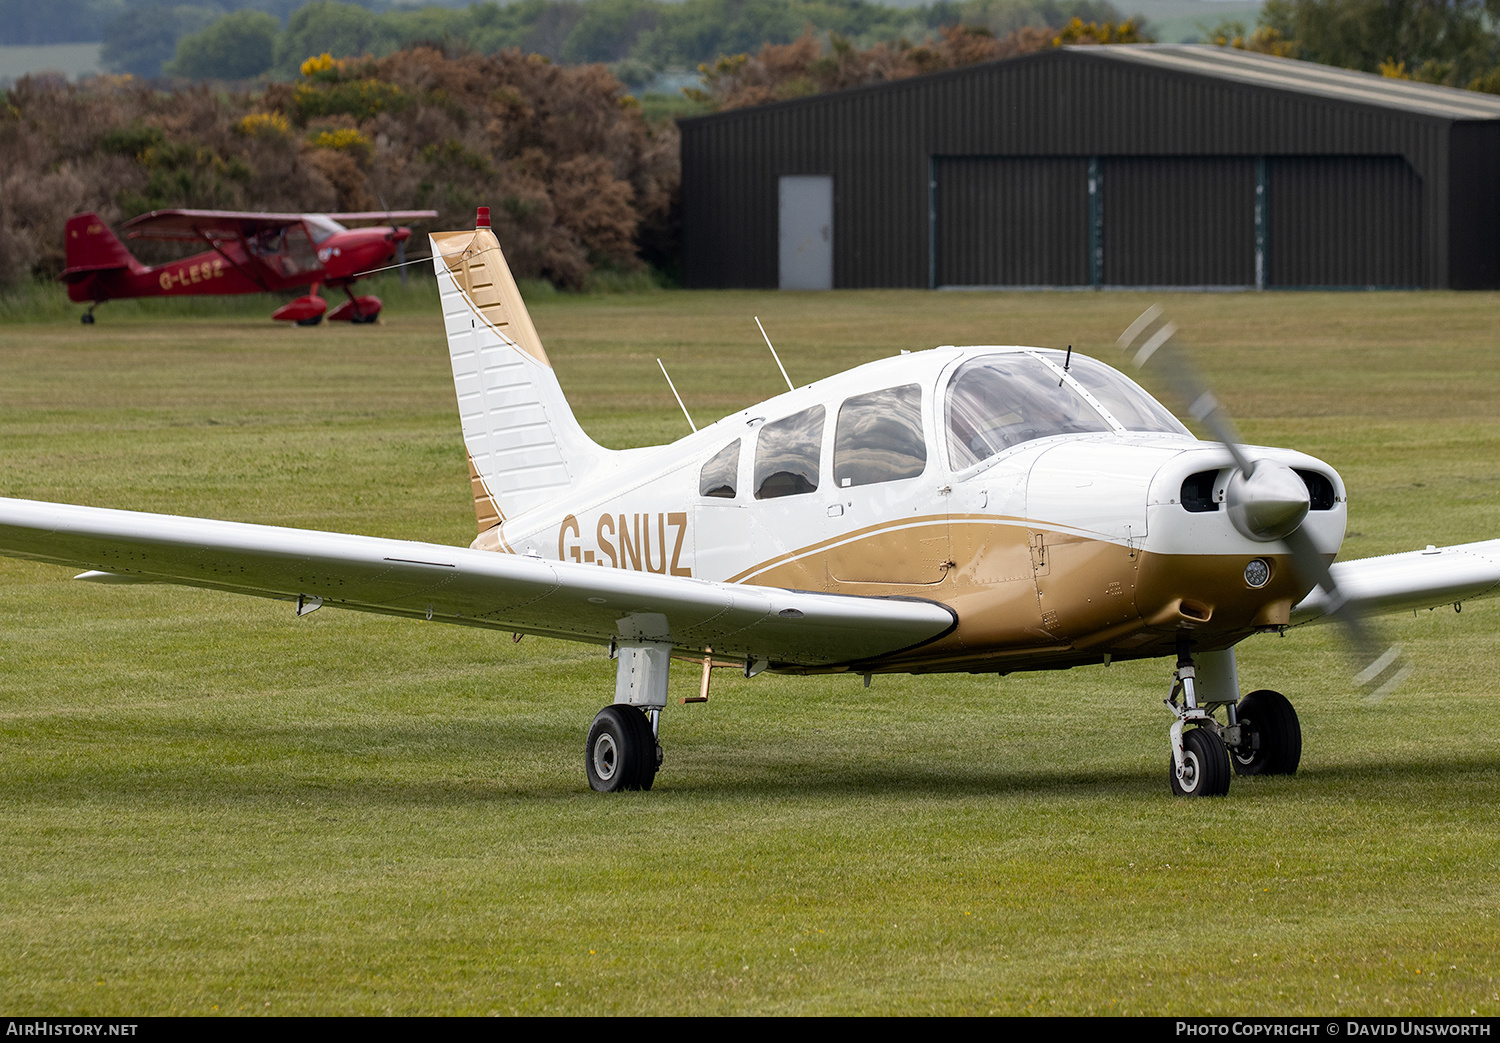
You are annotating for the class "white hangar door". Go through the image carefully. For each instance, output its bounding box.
[779,175,833,290]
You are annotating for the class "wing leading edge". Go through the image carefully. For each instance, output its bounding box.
[0,498,954,668]
[1292,539,1500,623]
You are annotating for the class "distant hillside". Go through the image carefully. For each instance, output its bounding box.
[5,0,1132,81]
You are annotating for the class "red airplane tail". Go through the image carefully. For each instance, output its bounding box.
[61,213,139,300]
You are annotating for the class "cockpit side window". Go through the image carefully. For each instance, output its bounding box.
[946,355,1111,469]
[280,224,318,276]
[754,406,825,499]
[1061,355,1189,435]
[302,215,347,245]
[834,384,926,488]
[700,439,740,498]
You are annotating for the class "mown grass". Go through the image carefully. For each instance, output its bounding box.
[0,288,1496,1015]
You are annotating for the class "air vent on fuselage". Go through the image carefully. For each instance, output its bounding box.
[1295,469,1336,510]
[1180,470,1220,512]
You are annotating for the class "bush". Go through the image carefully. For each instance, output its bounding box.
[0,45,680,291]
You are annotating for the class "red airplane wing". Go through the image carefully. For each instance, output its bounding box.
[119,210,311,243]
[324,211,438,224]
[120,210,438,242]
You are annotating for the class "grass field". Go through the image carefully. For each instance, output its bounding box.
[0,284,1496,1015]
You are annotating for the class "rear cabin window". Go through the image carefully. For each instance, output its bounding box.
[833,385,926,488]
[946,354,1111,469]
[699,440,740,498]
[754,406,825,499]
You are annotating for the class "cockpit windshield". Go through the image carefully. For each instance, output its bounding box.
[944,352,1188,469]
[1054,354,1189,436]
[302,215,348,245]
[946,354,1111,469]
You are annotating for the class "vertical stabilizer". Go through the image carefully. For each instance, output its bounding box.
[61,213,141,303]
[431,211,613,534]
[62,213,136,274]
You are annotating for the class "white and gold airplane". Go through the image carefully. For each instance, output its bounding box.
[2,211,1498,797]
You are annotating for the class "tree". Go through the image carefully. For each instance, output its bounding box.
[167,10,280,80]
[1256,0,1500,85]
[101,4,220,78]
[271,0,399,77]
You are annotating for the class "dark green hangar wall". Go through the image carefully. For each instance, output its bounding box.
[679,46,1500,290]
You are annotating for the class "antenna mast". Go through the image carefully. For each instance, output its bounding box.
[657,358,697,433]
[755,317,795,392]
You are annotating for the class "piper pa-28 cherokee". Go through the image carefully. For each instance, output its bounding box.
[60,207,437,325]
[7,209,1500,796]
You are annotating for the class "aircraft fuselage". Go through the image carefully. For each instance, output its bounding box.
[483,346,1346,675]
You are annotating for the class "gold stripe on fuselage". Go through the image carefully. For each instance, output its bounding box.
[719,513,1307,672]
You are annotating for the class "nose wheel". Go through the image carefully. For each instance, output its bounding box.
[1170,726,1231,796]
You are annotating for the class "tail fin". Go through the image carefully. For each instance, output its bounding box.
[61,213,136,277]
[431,211,614,535]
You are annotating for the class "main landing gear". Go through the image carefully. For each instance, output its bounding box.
[585,640,669,792]
[1165,644,1301,797]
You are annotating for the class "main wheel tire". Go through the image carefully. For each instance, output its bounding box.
[1232,689,1302,776]
[350,310,379,325]
[295,314,324,327]
[80,312,95,325]
[585,705,654,792]
[625,705,658,792]
[1170,727,1232,797]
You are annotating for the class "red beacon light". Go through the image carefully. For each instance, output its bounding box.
[476,206,491,228]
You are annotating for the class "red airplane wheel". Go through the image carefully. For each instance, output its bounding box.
[273,295,328,325]
[328,295,383,323]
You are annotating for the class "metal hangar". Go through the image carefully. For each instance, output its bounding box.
[679,44,1500,290]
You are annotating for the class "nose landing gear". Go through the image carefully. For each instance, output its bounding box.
[1165,646,1300,797]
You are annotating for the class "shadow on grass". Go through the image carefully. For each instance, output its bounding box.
[7,714,1497,807]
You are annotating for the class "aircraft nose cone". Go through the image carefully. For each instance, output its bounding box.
[1226,462,1310,542]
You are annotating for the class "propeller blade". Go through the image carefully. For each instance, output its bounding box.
[1116,307,1409,703]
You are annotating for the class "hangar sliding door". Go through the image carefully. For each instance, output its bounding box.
[1100,157,1256,287]
[934,157,1089,287]
[1266,156,1422,287]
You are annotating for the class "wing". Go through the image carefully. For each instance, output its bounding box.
[326,211,439,224]
[1292,539,1500,623]
[0,498,955,669]
[118,210,310,243]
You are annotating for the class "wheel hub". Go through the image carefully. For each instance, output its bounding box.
[592,734,618,782]
[1179,752,1199,789]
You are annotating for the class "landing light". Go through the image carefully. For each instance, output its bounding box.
[1244,558,1272,588]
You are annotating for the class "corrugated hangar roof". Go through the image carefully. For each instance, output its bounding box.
[1085,44,1500,120]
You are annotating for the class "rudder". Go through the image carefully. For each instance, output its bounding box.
[61,213,138,303]
[62,213,135,274]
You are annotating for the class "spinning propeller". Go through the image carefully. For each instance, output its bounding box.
[1116,306,1410,704]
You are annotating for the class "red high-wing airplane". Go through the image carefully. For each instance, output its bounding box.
[60,208,438,325]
